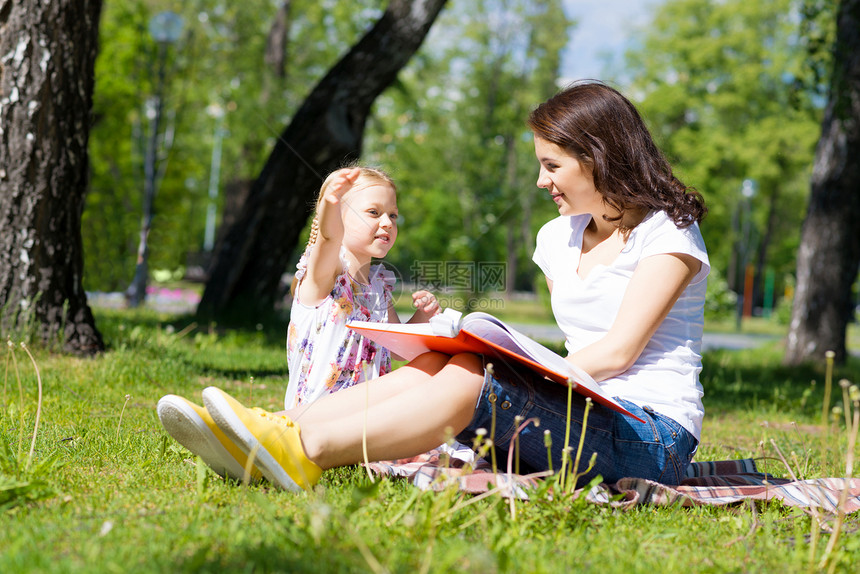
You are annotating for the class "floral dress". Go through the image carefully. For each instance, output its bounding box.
[285,250,395,409]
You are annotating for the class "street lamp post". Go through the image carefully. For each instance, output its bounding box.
[203,103,225,253]
[734,178,757,330]
[127,11,184,308]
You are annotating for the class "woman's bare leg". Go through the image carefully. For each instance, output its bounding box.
[284,352,451,425]
[299,353,485,469]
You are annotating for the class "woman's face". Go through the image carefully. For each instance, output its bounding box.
[534,136,604,217]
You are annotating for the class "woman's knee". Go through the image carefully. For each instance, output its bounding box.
[406,351,452,375]
[440,353,485,405]
[447,352,484,375]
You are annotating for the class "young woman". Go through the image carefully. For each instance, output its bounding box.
[187,81,709,492]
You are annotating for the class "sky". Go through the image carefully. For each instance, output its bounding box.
[559,0,665,83]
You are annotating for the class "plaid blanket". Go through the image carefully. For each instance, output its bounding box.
[366,449,860,513]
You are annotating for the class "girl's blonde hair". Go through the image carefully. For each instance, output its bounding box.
[291,165,396,296]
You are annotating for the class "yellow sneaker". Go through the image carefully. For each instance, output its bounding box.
[157,394,262,482]
[202,387,322,491]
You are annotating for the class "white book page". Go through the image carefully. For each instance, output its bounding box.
[460,312,599,389]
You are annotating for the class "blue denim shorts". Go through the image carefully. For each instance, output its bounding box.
[456,360,698,486]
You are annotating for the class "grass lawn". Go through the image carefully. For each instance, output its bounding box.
[2,307,859,573]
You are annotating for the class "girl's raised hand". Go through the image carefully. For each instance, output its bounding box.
[323,167,362,205]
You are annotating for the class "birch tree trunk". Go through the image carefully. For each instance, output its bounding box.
[0,0,104,353]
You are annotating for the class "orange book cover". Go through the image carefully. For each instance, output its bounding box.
[348,311,641,422]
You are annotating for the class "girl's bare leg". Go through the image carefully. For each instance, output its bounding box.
[284,351,451,425]
[299,353,485,469]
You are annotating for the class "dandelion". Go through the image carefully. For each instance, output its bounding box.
[822,350,835,431]
[562,445,573,481]
[486,363,498,475]
[544,430,553,472]
[513,415,523,475]
[362,370,374,483]
[471,428,487,452]
[839,379,852,429]
[568,397,593,492]
[559,378,575,488]
[7,340,27,460]
[832,405,843,425]
[309,502,333,543]
[116,394,131,440]
[438,426,455,470]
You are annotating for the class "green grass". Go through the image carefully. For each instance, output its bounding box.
[2,308,859,573]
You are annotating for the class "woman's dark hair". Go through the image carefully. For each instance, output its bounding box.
[527,81,706,228]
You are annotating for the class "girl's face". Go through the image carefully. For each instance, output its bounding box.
[340,181,399,263]
[534,136,604,218]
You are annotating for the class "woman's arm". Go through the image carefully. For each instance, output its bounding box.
[566,253,700,382]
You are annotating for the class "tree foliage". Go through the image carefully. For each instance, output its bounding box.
[363,0,572,302]
[626,0,831,315]
[85,0,386,292]
[79,0,846,337]
[84,0,572,316]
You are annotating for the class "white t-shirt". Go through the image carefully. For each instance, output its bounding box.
[532,211,710,440]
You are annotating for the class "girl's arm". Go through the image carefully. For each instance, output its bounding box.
[383,291,439,362]
[385,303,406,361]
[299,168,361,306]
[563,252,700,382]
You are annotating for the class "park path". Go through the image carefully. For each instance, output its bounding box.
[508,322,781,352]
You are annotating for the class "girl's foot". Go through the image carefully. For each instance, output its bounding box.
[202,387,322,491]
[157,394,263,482]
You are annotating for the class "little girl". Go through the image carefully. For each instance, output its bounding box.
[285,166,439,408]
[157,165,438,481]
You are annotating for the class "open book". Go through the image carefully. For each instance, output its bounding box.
[347,310,641,421]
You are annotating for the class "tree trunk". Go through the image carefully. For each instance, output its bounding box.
[199,0,447,321]
[264,0,291,79]
[0,0,105,354]
[785,0,860,365]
